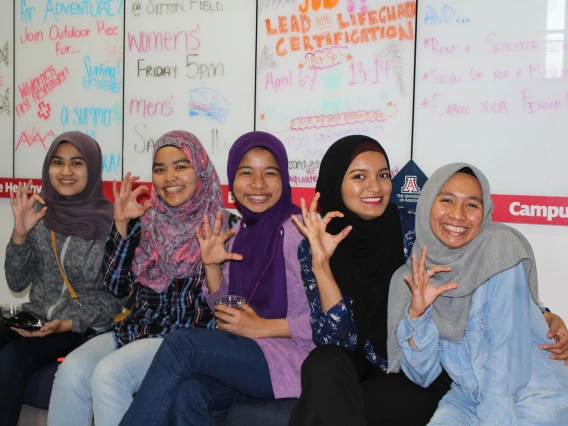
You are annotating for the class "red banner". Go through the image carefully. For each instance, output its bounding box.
[1,178,566,226]
[491,194,568,226]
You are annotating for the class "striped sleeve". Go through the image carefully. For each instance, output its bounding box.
[104,219,141,298]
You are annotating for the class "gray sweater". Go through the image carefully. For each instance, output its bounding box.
[4,220,125,334]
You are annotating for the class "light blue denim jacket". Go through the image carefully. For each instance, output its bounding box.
[397,263,568,425]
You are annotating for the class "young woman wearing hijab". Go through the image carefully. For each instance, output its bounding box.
[47,131,231,426]
[119,131,314,426]
[289,135,451,426]
[2,132,123,426]
[387,163,568,424]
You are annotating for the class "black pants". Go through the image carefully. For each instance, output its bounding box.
[290,345,451,426]
[0,321,88,426]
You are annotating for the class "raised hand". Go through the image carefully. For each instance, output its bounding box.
[290,193,352,266]
[10,179,47,244]
[405,246,458,319]
[196,211,243,266]
[113,172,152,223]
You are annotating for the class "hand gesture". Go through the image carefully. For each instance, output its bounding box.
[196,211,243,266]
[540,312,568,365]
[405,246,458,319]
[113,172,152,223]
[10,179,47,243]
[291,193,352,266]
[215,304,266,339]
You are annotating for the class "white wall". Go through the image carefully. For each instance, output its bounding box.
[1,197,567,320]
[509,223,568,320]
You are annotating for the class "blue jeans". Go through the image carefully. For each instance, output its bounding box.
[47,332,163,426]
[119,328,274,426]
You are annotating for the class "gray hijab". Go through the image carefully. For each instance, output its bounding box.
[387,163,541,373]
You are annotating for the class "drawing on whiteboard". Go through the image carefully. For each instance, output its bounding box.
[104,39,123,62]
[133,0,185,15]
[300,46,352,70]
[43,0,123,23]
[15,129,55,150]
[128,29,200,53]
[374,41,405,94]
[0,41,8,67]
[83,56,121,92]
[259,0,299,14]
[423,5,469,25]
[189,88,230,123]
[102,153,121,173]
[0,88,10,116]
[321,69,342,89]
[347,0,367,13]
[185,55,224,79]
[37,102,51,120]
[258,45,279,74]
[17,65,70,104]
[112,102,123,121]
[259,112,291,133]
[133,122,158,153]
[265,2,416,57]
[290,103,398,130]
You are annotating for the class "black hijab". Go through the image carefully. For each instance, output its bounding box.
[316,135,404,360]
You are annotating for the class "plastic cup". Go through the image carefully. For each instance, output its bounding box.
[1,303,22,318]
[214,295,246,324]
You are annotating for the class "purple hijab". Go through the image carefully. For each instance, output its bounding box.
[227,131,300,319]
[42,131,113,240]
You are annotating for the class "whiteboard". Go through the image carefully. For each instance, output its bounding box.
[256,0,417,185]
[413,0,568,196]
[123,0,257,183]
[0,0,14,177]
[13,0,124,180]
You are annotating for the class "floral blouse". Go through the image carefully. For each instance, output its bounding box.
[299,206,415,371]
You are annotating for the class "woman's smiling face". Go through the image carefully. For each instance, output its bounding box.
[429,172,484,249]
[152,146,197,207]
[232,147,282,213]
[341,151,392,220]
[48,143,88,197]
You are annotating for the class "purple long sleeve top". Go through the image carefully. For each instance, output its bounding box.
[203,219,315,398]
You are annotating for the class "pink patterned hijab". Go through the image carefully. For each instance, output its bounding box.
[132,131,227,293]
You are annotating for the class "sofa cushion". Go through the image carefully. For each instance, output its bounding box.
[18,405,48,426]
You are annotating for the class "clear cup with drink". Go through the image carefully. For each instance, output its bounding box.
[214,295,246,324]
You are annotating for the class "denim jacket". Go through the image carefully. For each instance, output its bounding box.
[397,263,568,425]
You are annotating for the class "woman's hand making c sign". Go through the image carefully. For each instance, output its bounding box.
[405,246,459,319]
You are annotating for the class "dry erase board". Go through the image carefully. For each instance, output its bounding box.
[1,0,567,226]
[122,0,257,183]
[13,0,124,180]
[0,0,14,177]
[412,0,568,197]
[256,0,417,185]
